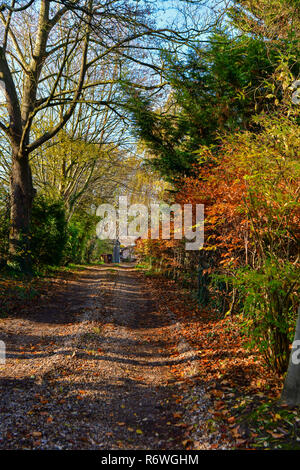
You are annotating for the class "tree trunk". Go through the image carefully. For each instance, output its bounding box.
[9,150,34,274]
[281,306,300,405]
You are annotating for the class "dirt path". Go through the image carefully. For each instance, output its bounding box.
[0,265,196,449]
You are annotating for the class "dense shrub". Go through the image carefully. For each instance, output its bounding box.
[30,196,67,267]
[63,211,100,265]
[231,258,299,374]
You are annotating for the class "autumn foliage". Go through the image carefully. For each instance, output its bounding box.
[136,110,300,373]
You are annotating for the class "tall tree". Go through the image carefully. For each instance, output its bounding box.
[0,0,209,272]
[124,29,285,181]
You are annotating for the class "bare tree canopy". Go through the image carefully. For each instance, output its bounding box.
[0,0,216,271]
